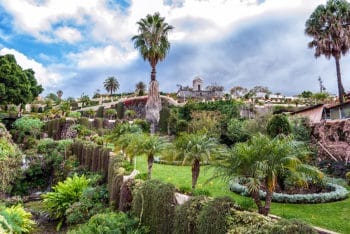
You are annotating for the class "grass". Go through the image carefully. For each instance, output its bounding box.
[135,157,350,234]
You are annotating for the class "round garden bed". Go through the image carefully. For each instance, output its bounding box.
[229,180,349,203]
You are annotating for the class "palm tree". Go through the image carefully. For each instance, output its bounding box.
[305,0,350,103]
[214,134,323,215]
[130,133,169,179]
[132,12,174,134]
[104,76,120,96]
[57,90,63,100]
[175,133,219,190]
[135,81,146,96]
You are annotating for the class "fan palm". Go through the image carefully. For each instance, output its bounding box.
[132,12,174,134]
[135,81,146,96]
[104,76,119,96]
[129,133,170,179]
[305,0,350,103]
[214,134,323,215]
[174,133,219,190]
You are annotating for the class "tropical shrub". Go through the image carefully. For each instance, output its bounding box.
[174,196,208,234]
[267,114,291,137]
[197,197,235,234]
[188,110,223,138]
[132,179,176,234]
[42,174,90,230]
[68,111,81,118]
[65,186,108,225]
[290,116,311,142]
[67,212,148,234]
[12,117,44,139]
[0,204,36,233]
[226,118,249,144]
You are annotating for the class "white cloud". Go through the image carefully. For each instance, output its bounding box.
[67,45,138,68]
[55,26,82,43]
[0,48,63,88]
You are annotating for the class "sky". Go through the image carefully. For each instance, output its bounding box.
[0,0,347,98]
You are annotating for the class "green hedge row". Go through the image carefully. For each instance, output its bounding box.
[229,181,348,203]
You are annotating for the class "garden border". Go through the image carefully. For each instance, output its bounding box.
[229,180,349,203]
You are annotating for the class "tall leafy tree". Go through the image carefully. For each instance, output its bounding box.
[132,12,174,134]
[306,0,350,103]
[104,76,119,96]
[57,90,63,99]
[0,54,43,107]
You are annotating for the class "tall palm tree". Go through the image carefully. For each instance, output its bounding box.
[130,133,169,179]
[104,76,120,96]
[132,12,174,134]
[214,134,323,215]
[175,133,219,190]
[305,0,350,103]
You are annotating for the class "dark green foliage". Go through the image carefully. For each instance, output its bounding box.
[159,106,170,133]
[269,219,317,234]
[179,100,241,120]
[176,120,188,133]
[0,54,43,106]
[67,212,148,234]
[197,197,235,234]
[226,118,249,144]
[65,186,108,225]
[132,179,176,234]
[78,117,90,128]
[94,118,103,130]
[116,102,125,119]
[290,116,311,141]
[174,196,208,234]
[267,114,291,137]
[96,106,104,118]
[133,119,151,132]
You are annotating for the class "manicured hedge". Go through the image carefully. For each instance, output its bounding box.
[229,180,349,203]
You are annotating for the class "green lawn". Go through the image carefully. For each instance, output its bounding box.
[135,157,350,234]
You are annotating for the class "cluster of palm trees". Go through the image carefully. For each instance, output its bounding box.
[107,121,322,216]
[306,0,350,103]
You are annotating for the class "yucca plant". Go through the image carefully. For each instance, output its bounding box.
[42,174,90,230]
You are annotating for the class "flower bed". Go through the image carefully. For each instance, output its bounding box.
[229,180,348,203]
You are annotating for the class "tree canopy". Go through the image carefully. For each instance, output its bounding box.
[0,54,43,106]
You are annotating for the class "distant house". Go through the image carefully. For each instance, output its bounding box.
[292,101,350,123]
[177,77,224,100]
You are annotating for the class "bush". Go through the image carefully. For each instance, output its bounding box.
[0,204,36,233]
[42,174,90,230]
[116,102,124,119]
[226,209,273,234]
[68,111,81,118]
[269,219,317,234]
[174,196,208,234]
[290,116,311,141]
[229,181,349,203]
[346,172,350,185]
[67,212,148,234]
[197,197,235,234]
[132,179,176,234]
[226,118,249,144]
[267,114,291,137]
[65,186,108,225]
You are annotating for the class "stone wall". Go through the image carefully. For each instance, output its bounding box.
[311,119,350,162]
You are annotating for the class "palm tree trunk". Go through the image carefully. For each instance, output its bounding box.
[250,190,264,214]
[151,65,156,81]
[263,190,273,216]
[335,56,345,103]
[147,154,154,179]
[191,159,200,190]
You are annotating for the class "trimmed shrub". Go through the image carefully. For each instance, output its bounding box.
[132,179,176,234]
[96,106,104,118]
[226,209,273,234]
[197,196,235,234]
[94,118,103,130]
[116,102,124,119]
[159,106,170,133]
[267,114,291,137]
[268,219,317,234]
[174,196,208,234]
[229,181,349,203]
